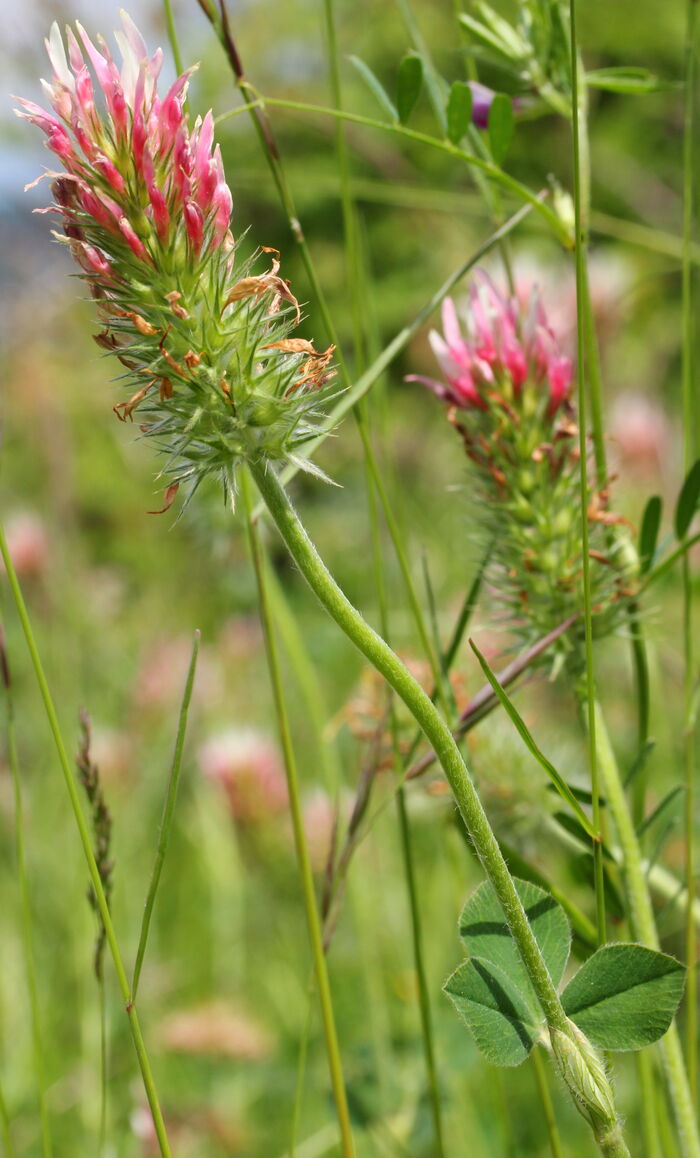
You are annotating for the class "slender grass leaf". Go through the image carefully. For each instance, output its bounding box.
[488,93,514,165]
[637,785,684,839]
[444,956,540,1065]
[552,812,614,861]
[639,495,663,574]
[396,53,423,124]
[347,55,398,121]
[624,739,656,789]
[562,944,686,1050]
[586,67,669,94]
[469,639,597,836]
[568,852,626,921]
[674,458,700,539]
[459,877,571,1015]
[446,80,473,145]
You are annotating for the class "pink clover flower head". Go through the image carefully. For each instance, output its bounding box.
[14,11,233,277]
[408,272,573,418]
[15,13,338,507]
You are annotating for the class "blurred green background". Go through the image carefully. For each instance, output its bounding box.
[0,0,697,1154]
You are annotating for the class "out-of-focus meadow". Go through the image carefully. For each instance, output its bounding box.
[0,0,697,1154]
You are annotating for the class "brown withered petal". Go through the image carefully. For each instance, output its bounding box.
[184,350,202,369]
[262,338,318,355]
[113,381,155,421]
[115,310,160,337]
[147,482,180,515]
[159,377,173,401]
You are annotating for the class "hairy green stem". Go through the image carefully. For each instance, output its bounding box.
[240,472,355,1158]
[0,528,173,1158]
[592,701,700,1158]
[1,623,53,1157]
[249,460,633,1155]
[250,463,568,1028]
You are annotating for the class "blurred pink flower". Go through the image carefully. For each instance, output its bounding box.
[15,13,233,286]
[198,728,288,824]
[0,513,49,579]
[609,392,671,478]
[408,272,572,417]
[157,1001,272,1060]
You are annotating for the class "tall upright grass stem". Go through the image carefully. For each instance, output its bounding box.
[1,623,53,1158]
[531,1048,564,1158]
[568,0,606,945]
[681,0,699,1109]
[240,471,355,1158]
[0,528,173,1158]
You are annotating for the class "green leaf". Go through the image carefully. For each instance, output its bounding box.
[639,495,663,574]
[396,54,423,125]
[624,739,656,789]
[459,877,571,1014]
[586,67,669,94]
[446,80,473,145]
[475,2,530,59]
[469,640,597,836]
[674,458,700,539]
[444,956,540,1065]
[562,944,686,1050]
[637,785,684,839]
[348,55,398,121]
[488,93,514,165]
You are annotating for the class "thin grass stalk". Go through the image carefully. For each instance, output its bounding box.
[568,0,607,946]
[290,985,314,1158]
[531,1047,565,1158]
[681,0,699,1110]
[131,631,200,1000]
[161,0,184,77]
[240,471,355,1158]
[0,1078,13,1158]
[98,976,108,1156]
[0,623,53,1158]
[0,528,173,1158]
[592,702,700,1158]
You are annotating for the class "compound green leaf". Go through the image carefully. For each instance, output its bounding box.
[639,495,662,574]
[562,943,686,1050]
[444,956,540,1066]
[459,877,571,1016]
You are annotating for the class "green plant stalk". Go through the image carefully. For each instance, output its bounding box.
[98,976,108,1156]
[0,1078,13,1158]
[364,449,447,1158]
[240,472,355,1158]
[681,0,699,1110]
[531,1047,565,1158]
[1,624,53,1158]
[0,528,173,1158]
[131,631,200,1000]
[248,459,637,1158]
[569,0,606,947]
[217,98,569,242]
[161,0,184,76]
[592,701,700,1158]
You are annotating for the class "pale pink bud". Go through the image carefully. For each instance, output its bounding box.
[94,153,125,194]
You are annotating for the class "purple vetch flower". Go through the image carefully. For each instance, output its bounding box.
[469,81,498,129]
